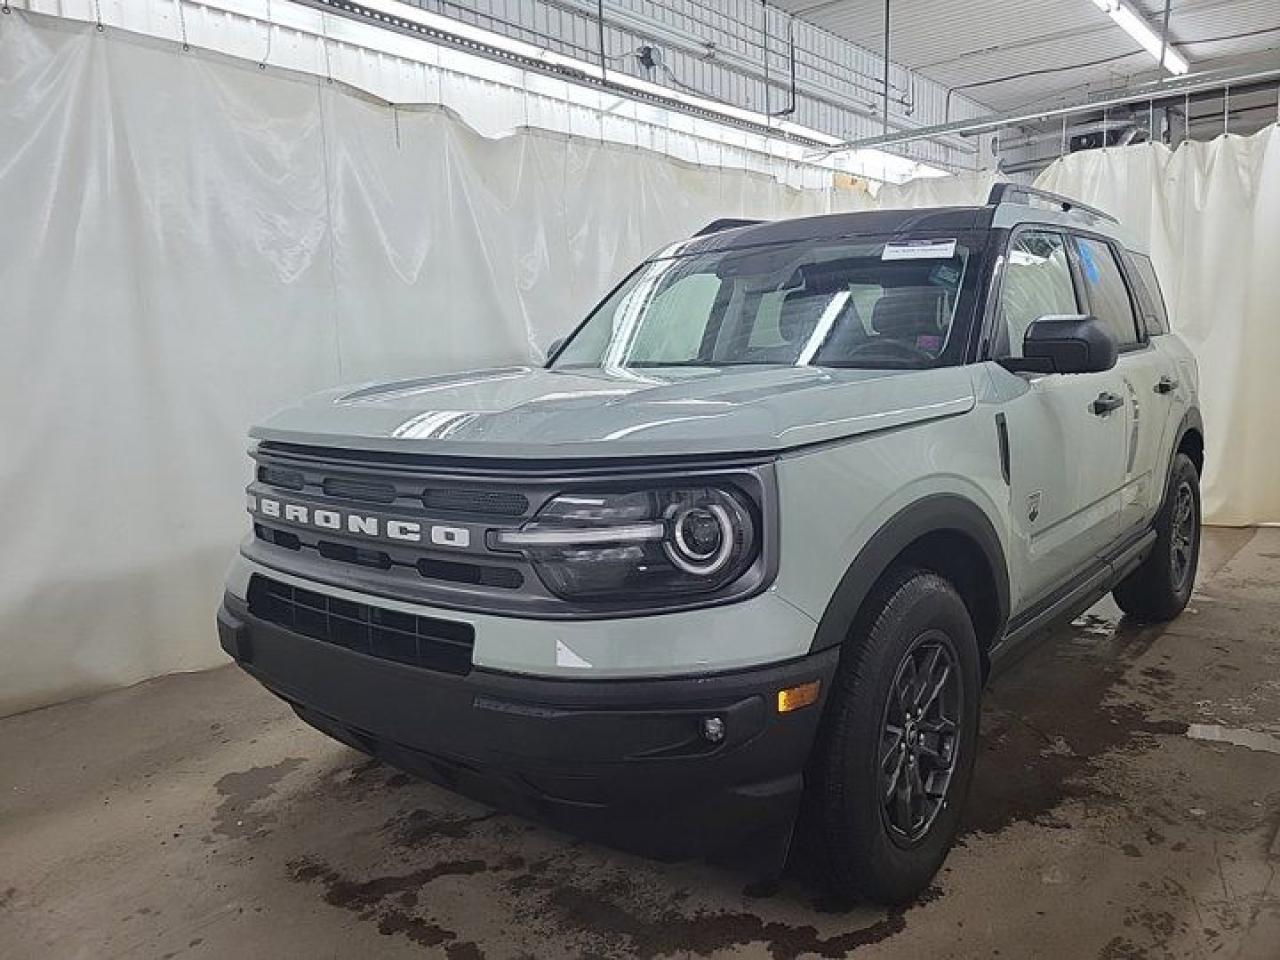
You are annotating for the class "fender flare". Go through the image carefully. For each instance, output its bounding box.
[1171,407,1204,470]
[1154,407,1204,516]
[809,494,1010,653]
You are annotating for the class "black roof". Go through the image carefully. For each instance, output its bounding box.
[678,205,991,256]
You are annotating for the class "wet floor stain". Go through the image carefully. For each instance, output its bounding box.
[962,611,1180,835]
[288,855,488,910]
[1185,723,1280,755]
[211,757,304,840]
[384,808,505,848]
[534,882,909,960]
[276,765,932,958]
[287,854,488,956]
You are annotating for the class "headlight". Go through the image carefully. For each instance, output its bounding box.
[494,485,760,603]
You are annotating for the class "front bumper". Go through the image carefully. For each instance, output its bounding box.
[218,594,837,859]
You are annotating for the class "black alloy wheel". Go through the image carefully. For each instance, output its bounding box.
[878,636,962,845]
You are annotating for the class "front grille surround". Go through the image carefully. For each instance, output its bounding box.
[245,442,778,619]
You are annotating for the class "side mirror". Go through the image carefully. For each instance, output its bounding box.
[545,337,565,363]
[1002,314,1119,374]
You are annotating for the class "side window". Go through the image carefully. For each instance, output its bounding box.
[995,231,1077,358]
[1129,253,1170,335]
[1073,237,1141,348]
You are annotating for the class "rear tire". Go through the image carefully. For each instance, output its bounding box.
[1113,452,1200,622]
[804,568,981,905]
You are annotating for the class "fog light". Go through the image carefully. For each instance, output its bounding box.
[777,680,821,714]
[701,716,726,743]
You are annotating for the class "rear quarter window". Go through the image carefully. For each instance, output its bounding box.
[1129,253,1171,335]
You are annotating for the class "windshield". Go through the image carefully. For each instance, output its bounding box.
[552,234,982,371]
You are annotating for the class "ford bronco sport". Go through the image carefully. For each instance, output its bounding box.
[218,184,1203,904]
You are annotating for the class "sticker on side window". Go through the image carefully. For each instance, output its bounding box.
[882,239,957,261]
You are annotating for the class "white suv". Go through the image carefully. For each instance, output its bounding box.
[218,185,1202,904]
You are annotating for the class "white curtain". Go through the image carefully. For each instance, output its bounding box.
[874,170,1003,208]
[0,12,862,715]
[1036,131,1280,526]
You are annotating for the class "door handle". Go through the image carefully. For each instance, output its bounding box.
[1091,392,1124,416]
[1154,376,1179,394]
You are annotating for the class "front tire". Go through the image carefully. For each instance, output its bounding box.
[804,568,981,905]
[1113,452,1200,622]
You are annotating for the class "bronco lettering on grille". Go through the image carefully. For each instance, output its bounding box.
[248,494,471,548]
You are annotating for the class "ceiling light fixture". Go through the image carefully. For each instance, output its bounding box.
[1089,0,1190,75]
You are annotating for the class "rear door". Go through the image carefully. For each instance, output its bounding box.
[1070,236,1178,536]
[988,227,1131,608]
[1123,250,1188,524]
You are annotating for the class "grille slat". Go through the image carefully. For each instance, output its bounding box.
[258,466,305,490]
[322,477,398,504]
[247,575,474,675]
[418,557,524,590]
[255,523,524,591]
[422,487,529,517]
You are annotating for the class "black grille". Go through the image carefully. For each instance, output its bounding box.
[247,575,474,675]
[258,466,305,490]
[254,523,523,589]
[317,540,393,570]
[418,557,524,589]
[255,524,301,551]
[322,476,398,504]
[422,487,528,517]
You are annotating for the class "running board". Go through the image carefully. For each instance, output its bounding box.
[991,528,1157,666]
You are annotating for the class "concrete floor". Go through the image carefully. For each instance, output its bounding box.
[3,528,1279,960]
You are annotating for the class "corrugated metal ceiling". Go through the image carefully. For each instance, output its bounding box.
[771,0,1280,113]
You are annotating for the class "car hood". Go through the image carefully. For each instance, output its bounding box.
[250,364,977,459]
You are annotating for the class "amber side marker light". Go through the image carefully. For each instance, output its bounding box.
[777,680,821,714]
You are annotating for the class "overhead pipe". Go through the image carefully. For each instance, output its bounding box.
[812,65,1280,158]
[771,17,798,117]
[761,0,769,116]
[882,0,891,134]
[1158,0,1172,74]
[596,0,607,81]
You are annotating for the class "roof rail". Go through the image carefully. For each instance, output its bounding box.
[987,183,1119,225]
[693,218,764,237]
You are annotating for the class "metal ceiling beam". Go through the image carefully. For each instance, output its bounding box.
[809,63,1280,157]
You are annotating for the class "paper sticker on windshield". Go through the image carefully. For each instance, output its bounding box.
[882,239,957,261]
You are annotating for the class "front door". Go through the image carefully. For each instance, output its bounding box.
[988,228,1131,608]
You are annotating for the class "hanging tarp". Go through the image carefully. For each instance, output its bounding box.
[1037,133,1280,527]
[0,12,870,714]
